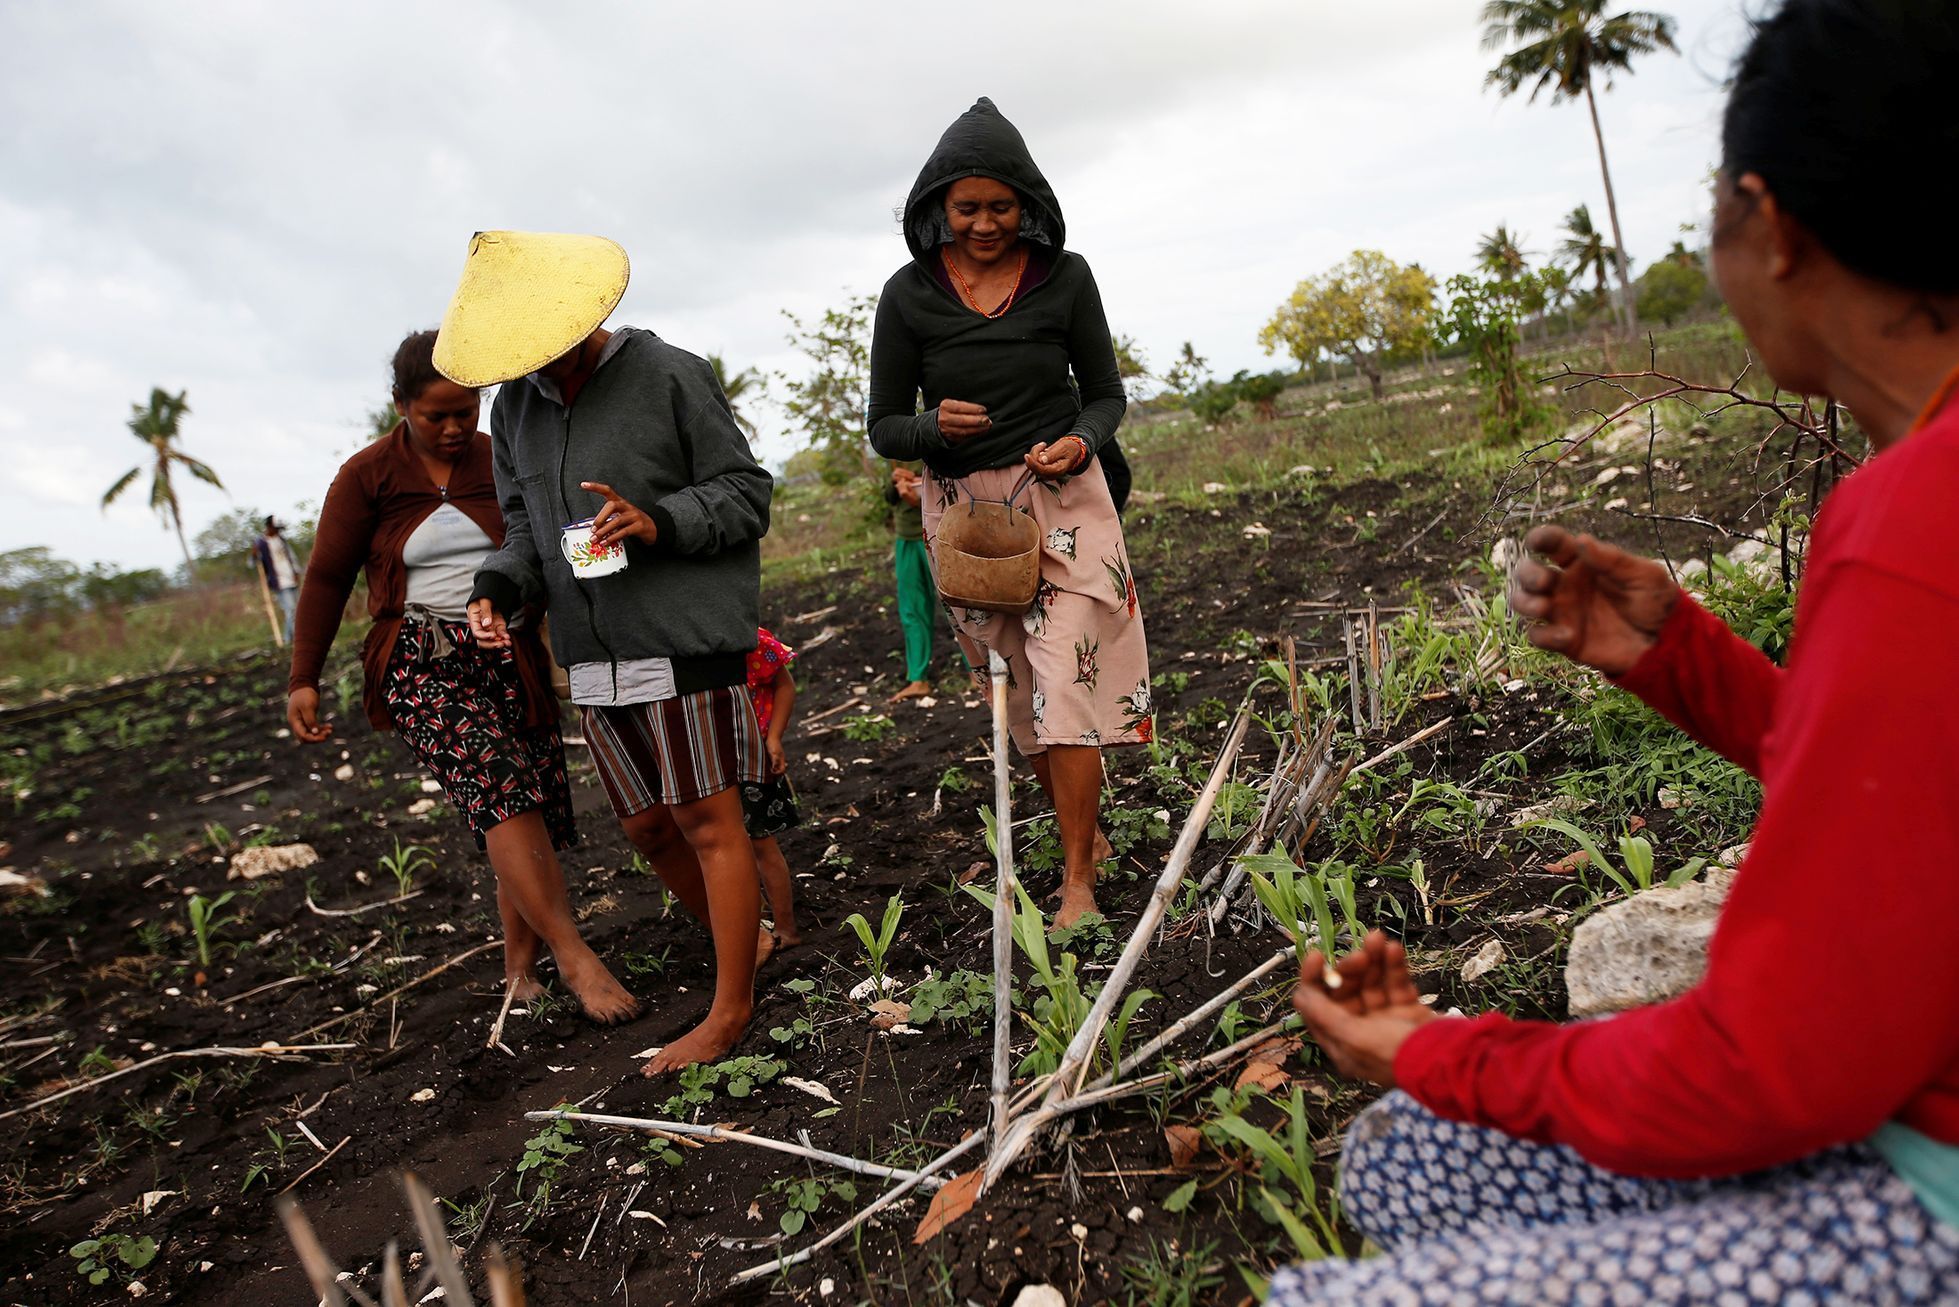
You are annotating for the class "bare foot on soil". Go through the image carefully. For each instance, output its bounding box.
[754,926,778,972]
[640,1010,750,1077]
[889,680,933,702]
[1053,877,1101,930]
[506,974,546,1004]
[773,926,803,951]
[1093,830,1115,864]
[557,947,640,1025]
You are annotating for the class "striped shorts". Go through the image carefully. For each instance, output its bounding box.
[581,687,771,817]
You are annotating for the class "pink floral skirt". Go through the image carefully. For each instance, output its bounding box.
[922,455,1152,756]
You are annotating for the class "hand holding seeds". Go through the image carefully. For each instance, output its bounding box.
[1292,930,1435,1088]
[1508,525,1681,678]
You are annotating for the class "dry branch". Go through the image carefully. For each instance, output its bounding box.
[0,1043,355,1122]
[985,704,1253,1185]
[290,941,501,1040]
[526,1110,947,1189]
[986,650,1016,1151]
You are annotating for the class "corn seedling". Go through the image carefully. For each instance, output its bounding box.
[1206,1087,1345,1259]
[841,892,904,995]
[379,837,436,897]
[185,891,239,969]
[1526,818,1706,899]
[1245,852,1337,958]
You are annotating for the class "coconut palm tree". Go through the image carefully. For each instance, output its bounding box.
[1477,224,1530,279]
[102,388,223,575]
[1482,0,1678,334]
[1557,204,1625,313]
[707,353,763,440]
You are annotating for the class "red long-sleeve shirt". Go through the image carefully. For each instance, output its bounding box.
[1396,401,1959,1178]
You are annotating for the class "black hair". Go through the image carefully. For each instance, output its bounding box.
[389,329,446,402]
[264,515,278,531]
[1723,0,1959,294]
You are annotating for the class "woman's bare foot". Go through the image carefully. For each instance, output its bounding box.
[556,945,640,1025]
[889,680,933,702]
[773,924,804,951]
[1093,830,1114,864]
[640,1007,751,1077]
[754,926,779,972]
[1053,874,1101,930]
[506,973,546,1004]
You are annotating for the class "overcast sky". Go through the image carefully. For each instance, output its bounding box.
[1,0,1752,573]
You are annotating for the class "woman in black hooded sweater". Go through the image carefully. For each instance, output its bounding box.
[868,97,1150,929]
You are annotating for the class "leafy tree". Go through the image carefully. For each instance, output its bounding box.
[1483,0,1678,334]
[364,403,399,442]
[102,388,224,575]
[1111,334,1153,399]
[191,507,268,564]
[778,296,877,486]
[1477,224,1530,279]
[707,353,765,441]
[1232,370,1287,421]
[1158,341,1209,398]
[0,547,82,624]
[1635,258,1709,325]
[1260,251,1436,400]
[1443,270,1560,444]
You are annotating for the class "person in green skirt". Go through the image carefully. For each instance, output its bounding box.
[885,461,935,701]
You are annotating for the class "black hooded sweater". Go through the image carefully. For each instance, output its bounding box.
[866,98,1127,480]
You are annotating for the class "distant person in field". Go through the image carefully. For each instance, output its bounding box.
[285,329,636,1024]
[741,626,803,949]
[1273,3,1959,1302]
[438,231,775,1076]
[883,461,936,701]
[867,96,1150,930]
[254,516,304,642]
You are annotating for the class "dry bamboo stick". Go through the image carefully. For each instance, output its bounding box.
[404,1171,475,1307]
[525,1110,947,1189]
[1367,602,1385,732]
[291,941,501,1040]
[1353,716,1455,775]
[727,1128,988,1287]
[380,1242,409,1307]
[0,1043,355,1122]
[987,650,1016,1152]
[486,979,520,1050]
[986,705,1253,1184]
[1343,617,1365,731]
[276,1134,349,1195]
[277,1196,363,1307]
[1092,946,1297,1090]
[486,1246,526,1307]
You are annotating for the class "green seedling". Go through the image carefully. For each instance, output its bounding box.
[842,892,904,994]
[185,891,239,969]
[841,713,896,743]
[515,1106,585,1228]
[378,837,435,896]
[770,1173,859,1235]
[1526,818,1706,898]
[1205,1086,1345,1259]
[70,1233,157,1286]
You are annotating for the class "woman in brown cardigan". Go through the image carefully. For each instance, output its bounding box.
[286,330,637,1023]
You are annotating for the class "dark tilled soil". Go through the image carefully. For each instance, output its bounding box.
[0,435,1768,1306]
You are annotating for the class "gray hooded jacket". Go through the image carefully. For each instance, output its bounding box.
[470,327,772,692]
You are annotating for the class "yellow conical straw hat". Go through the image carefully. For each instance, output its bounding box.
[432,231,630,387]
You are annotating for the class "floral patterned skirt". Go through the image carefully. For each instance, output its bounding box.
[922,454,1151,756]
[380,618,578,851]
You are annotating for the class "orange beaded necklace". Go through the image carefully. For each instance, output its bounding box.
[943,246,1028,318]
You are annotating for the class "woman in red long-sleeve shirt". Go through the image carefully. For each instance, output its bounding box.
[1273,2,1959,1301]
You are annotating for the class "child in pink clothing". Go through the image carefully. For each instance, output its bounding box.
[741,628,803,948]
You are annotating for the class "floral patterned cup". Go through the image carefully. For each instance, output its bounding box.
[560,518,629,578]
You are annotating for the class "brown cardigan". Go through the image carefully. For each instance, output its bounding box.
[287,423,556,732]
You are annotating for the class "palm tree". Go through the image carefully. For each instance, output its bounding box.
[102,388,223,574]
[1557,204,1624,313]
[1482,0,1678,334]
[707,354,763,440]
[1477,224,1530,279]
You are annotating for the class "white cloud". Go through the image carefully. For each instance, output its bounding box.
[0,0,1746,570]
